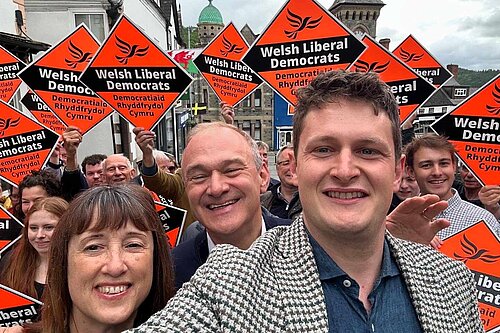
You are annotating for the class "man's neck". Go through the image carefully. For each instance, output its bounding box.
[279,184,297,202]
[307,221,385,312]
[464,187,480,201]
[209,211,264,250]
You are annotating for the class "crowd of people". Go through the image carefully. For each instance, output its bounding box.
[0,70,498,332]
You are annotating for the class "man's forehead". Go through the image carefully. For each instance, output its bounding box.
[415,147,453,160]
[106,155,130,165]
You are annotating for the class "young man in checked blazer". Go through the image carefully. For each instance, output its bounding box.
[130,70,482,332]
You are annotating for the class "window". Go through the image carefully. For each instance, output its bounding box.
[345,11,349,20]
[455,88,467,97]
[441,106,448,113]
[242,96,251,107]
[352,11,356,20]
[254,120,261,140]
[203,89,208,103]
[242,120,251,136]
[75,14,105,41]
[254,90,261,107]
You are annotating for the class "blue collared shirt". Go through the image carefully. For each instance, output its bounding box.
[309,235,422,333]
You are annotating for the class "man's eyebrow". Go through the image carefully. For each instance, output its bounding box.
[185,158,247,176]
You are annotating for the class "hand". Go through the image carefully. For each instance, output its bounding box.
[220,101,235,125]
[430,236,443,250]
[62,126,82,158]
[386,194,451,245]
[133,127,156,168]
[479,185,500,219]
[49,141,63,163]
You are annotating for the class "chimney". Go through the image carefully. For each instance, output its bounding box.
[379,38,391,49]
[447,64,459,78]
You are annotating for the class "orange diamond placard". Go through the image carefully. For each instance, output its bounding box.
[155,201,187,248]
[21,91,66,135]
[242,0,366,106]
[440,221,500,332]
[0,284,43,326]
[18,25,113,135]
[0,45,25,103]
[193,22,262,107]
[393,35,452,88]
[0,206,23,256]
[80,15,193,130]
[431,74,500,185]
[350,34,436,125]
[0,100,60,186]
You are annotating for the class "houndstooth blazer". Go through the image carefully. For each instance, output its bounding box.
[129,217,484,333]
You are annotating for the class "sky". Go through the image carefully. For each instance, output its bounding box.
[179,0,500,70]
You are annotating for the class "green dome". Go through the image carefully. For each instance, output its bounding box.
[198,0,223,25]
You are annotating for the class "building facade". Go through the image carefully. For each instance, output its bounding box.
[21,0,183,163]
[183,0,275,154]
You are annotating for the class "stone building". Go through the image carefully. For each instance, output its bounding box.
[329,0,385,38]
[189,0,274,147]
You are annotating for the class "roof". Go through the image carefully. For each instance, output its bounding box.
[0,31,50,58]
[421,88,453,107]
[198,0,223,25]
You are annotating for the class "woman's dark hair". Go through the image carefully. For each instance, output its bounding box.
[33,184,175,332]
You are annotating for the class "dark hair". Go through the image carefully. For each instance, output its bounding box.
[81,154,107,174]
[405,134,457,169]
[293,70,402,160]
[36,184,175,332]
[16,170,62,220]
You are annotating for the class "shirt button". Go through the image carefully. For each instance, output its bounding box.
[343,279,351,288]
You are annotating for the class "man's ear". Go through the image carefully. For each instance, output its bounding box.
[259,162,270,194]
[130,168,136,178]
[288,150,299,188]
[393,154,405,192]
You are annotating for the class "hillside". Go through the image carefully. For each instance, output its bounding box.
[458,68,500,87]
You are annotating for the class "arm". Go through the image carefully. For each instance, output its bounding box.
[220,101,235,125]
[44,142,64,179]
[127,256,223,333]
[386,194,451,245]
[60,127,86,201]
[133,127,184,200]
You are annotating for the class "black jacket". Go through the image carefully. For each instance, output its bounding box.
[171,208,291,290]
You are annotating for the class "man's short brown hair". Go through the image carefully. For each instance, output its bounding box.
[292,70,402,160]
[405,134,457,169]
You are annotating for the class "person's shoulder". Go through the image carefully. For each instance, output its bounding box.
[455,199,499,228]
[387,234,469,275]
[262,207,292,228]
[189,226,289,281]
[172,231,206,261]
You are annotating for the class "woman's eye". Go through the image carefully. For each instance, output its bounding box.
[126,242,145,251]
[83,244,101,252]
